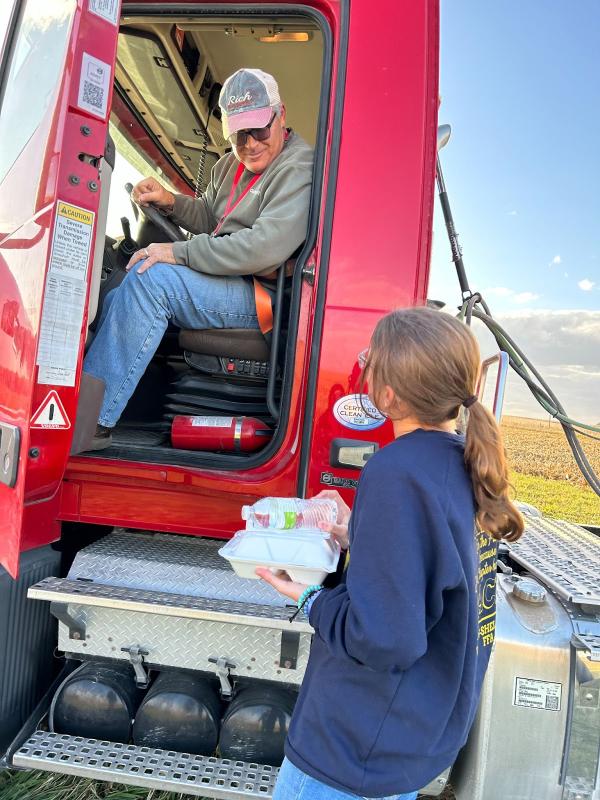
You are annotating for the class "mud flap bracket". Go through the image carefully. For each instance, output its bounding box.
[50,602,86,641]
[280,631,300,669]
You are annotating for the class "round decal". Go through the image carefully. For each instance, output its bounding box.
[333,394,386,431]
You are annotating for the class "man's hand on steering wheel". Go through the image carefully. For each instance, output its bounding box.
[131,177,175,210]
[126,242,178,274]
[126,178,184,243]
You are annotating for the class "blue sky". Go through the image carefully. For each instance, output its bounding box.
[429,1,600,422]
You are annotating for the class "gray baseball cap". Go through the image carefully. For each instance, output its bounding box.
[219,68,281,139]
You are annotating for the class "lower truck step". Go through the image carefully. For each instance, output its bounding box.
[13,731,278,798]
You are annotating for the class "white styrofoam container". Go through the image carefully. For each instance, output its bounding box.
[219,529,340,584]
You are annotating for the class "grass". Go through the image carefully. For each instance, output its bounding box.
[511,470,600,526]
[0,770,204,800]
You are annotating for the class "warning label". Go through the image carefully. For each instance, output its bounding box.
[513,677,562,712]
[36,201,95,387]
[77,52,111,119]
[191,417,233,427]
[89,0,119,26]
[31,391,70,429]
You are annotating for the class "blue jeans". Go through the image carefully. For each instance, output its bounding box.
[272,758,419,800]
[84,262,259,427]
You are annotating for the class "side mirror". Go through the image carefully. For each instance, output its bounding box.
[437,124,451,151]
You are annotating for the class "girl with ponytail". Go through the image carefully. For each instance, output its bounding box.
[259,306,523,800]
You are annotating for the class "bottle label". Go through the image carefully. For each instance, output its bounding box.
[283,511,297,529]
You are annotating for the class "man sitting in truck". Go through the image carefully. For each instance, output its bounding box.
[83,68,313,450]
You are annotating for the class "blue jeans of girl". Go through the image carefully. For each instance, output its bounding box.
[272,758,419,800]
[84,262,259,427]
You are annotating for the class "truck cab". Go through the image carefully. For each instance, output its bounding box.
[1,1,599,799]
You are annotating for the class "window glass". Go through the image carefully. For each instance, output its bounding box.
[0,1,16,55]
[0,0,75,185]
[106,118,177,239]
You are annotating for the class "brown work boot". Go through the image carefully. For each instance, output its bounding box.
[87,424,113,451]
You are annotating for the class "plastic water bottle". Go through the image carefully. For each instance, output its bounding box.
[241,497,337,530]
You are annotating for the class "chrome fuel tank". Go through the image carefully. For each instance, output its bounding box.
[452,517,600,800]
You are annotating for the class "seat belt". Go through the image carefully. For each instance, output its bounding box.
[253,278,274,335]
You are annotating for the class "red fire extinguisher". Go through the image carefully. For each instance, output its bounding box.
[171,416,273,452]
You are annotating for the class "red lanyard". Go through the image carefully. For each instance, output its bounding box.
[211,161,262,237]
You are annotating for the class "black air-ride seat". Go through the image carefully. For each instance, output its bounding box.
[179,328,270,362]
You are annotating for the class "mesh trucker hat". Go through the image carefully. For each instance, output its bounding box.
[219,68,281,139]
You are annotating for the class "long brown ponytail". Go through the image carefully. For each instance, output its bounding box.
[365,307,524,542]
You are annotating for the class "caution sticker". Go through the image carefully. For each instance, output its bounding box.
[513,677,562,712]
[31,391,71,429]
[77,52,111,119]
[37,201,95,387]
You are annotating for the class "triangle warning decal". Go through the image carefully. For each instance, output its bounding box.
[31,391,71,429]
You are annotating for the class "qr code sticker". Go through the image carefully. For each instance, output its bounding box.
[545,694,560,711]
[82,81,104,110]
[77,53,110,118]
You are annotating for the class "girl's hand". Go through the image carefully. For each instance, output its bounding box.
[255,568,308,602]
[313,489,351,550]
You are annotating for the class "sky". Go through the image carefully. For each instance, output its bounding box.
[429,1,600,423]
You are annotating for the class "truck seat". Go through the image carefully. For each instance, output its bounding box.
[178,328,270,362]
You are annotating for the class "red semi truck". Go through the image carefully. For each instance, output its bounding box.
[0,1,599,798]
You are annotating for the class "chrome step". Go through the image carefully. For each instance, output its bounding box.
[28,577,311,632]
[507,517,600,607]
[13,731,278,799]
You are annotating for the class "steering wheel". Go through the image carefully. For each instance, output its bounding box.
[125,182,184,242]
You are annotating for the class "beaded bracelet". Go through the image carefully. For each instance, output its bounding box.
[288,584,323,622]
[297,584,323,610]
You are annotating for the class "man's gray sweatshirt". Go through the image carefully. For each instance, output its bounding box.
[170,131,313,277]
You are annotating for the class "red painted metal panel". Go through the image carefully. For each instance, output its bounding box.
[0,0,121,576]
[303,0,440,505]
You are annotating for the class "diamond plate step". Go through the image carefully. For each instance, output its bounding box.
[28,577,311,632]
[65,530,287,608]
[507,517,600,607]
[13,731,277,798]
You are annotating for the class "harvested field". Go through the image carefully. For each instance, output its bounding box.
[501,416,600,487]
[501,416,600,525]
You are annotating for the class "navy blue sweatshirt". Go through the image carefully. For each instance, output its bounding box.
[286,430,497,796]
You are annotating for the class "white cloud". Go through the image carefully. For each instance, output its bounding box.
[472,310,600,424]
[507,210,518,216]
[514,291,540,304]
[551,255,561,265]
[484,287,540,304]
[578,278,595,291]
[564,272,569,278]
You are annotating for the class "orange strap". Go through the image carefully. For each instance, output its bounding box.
[253,278,273,335]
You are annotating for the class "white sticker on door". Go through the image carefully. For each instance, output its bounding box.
[37,202,95,387]
[513,677,562,711]
[333,394,386,431]
[31,391,71,429]
[89,0,119,26]
[77,52,111,119]
[191,417,234,428]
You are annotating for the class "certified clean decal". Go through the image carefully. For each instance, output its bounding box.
[333,394,386,431]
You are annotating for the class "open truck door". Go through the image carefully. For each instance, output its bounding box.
[0,0,120,577]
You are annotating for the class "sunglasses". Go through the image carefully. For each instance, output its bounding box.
[228,112,277,147]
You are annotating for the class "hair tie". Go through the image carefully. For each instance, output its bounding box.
[463,395,478,409]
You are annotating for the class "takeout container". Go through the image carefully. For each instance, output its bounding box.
[219,528,340,584]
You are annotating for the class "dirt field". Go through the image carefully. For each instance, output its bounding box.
[501,416,600,487]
